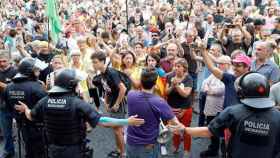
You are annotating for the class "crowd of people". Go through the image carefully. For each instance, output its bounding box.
[1,0,280,158]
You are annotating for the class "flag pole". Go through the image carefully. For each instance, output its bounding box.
[126,0,129,33]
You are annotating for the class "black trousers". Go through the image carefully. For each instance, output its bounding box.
[206,116,220,152]
[48,144,83,158]
[48,144,93,158]
[198,92,207,126]
[21,125,45,158]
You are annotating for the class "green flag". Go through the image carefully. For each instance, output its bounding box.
[47,0,62,44]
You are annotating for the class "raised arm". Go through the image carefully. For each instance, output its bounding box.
[98,115,144,127]
[201,48,223,80]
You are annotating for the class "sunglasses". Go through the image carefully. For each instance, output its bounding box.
[232,62,245,67]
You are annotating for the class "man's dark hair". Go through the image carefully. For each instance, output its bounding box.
[9,29,17,38]
[34,24,41,33]
[21,18,28,25]
[254,18,265,26]
[101,31,110,39]
[141,68,158,90]
[90,51,106,63]
[134,42,144,48]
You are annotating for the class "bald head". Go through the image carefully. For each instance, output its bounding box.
[167,43,178,57]
[255,41,269,61]
[207,14,214,23]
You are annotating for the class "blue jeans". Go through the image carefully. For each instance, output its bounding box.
[0,110,15,154]
[126,143,159,158]
[189,72,198,92]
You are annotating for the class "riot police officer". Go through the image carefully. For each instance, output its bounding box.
[3,57,48,158]
[170,72,280,158]
[15,68,144,158]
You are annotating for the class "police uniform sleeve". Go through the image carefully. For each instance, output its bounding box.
[221,72,236,85]
[77,101,101,128]
[30,99,45,122]
[208,107,235,138]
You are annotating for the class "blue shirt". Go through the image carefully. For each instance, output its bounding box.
[221,73,239,108]
[251,60,280,84]
[127,91,174,145]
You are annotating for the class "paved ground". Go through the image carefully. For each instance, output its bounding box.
[0,100,223,158]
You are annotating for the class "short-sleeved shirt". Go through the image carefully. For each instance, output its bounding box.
[166,72,193,109]
[208,104,280,158]
[160,59,173,74]
[221,72,239,108]
[127,91,174,145]
[224,39,249,56]
[101,67,123,107]
[251,60,280,84]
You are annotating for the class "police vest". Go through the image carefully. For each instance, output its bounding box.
[228,105,280,158]
[43,96,86,146]
[6,79,46,124]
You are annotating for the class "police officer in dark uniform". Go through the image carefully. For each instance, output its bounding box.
[3,57,48,158]
[15,68,145,158]
[170,72,280,158]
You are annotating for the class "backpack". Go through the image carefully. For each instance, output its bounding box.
[115,69,132,94]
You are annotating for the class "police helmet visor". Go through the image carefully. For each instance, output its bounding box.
[48,86,70,93]
[241,98,275,109]
[13,73,28,78]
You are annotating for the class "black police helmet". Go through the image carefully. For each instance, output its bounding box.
[14,57,48,79]
[48,69,81,93]
[238,72,275,109]
[17,57,36,77]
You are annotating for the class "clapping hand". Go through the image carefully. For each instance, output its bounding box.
[171,78,180,87]
[127,115,145,126]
